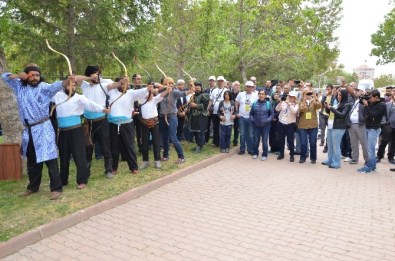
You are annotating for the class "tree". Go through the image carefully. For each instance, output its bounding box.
[374,74,395,88]
[1,0,158,80]
[371,7,395,64]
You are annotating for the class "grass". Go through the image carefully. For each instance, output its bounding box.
[0,141,220,242]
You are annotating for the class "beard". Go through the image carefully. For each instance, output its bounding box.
[28,79,39,87]
[64,88,76,96]
[195,90,201,95]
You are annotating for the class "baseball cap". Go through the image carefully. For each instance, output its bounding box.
[217,76,225,81]
[209,76,216,81]
[245,81,254,86]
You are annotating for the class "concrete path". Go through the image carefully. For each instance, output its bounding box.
[3,150,395,260]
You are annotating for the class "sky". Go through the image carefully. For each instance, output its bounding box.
[335,0,395,77]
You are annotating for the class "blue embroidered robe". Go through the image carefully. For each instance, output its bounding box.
[1,73,63,163]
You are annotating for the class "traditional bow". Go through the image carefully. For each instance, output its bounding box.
[112,52,128,94]
[134,57,152,84]
[155,62,170,125]
[46,39,73,116]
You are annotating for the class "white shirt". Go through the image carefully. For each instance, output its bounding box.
[108,88,148,118]
[350,99,359,124]
[80,79,113,108]
[141,95,163,119]
[210,87,228,114]
[236,91,258,118]
[51,91,104,117]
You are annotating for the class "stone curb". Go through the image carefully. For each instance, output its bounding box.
[0,147,237,258]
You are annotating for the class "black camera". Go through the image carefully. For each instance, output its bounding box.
[294,80,301,85]
[360,95,370,100]
[280,94,288,101]
[306,92,313,96]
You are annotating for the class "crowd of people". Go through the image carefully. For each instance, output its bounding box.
[1,64,393,200]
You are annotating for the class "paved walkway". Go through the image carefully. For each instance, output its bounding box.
[3,150,395,260]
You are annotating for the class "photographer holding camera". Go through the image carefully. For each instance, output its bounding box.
[345,82,369,165]
[356,90,386,173]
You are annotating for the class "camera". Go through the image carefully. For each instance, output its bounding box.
[359,95,370,101]
[294,80,301,85]
[306,92,313,96]
[280,94,288,101]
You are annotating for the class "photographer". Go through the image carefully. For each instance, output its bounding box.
[275,91,299,162]
[322,88,351,169]
[357,90,386,173]
[345,82,368,165]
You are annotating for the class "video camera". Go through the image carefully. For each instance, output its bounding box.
[280,94,288,101]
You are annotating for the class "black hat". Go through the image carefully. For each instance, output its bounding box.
[24,66,41,74]
[84,65,100,77]
[194,81,202,87]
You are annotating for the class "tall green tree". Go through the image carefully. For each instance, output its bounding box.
[374,74,395,88]
[1,0,158,79]
[371,7,395,64]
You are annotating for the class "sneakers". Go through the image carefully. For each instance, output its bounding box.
[106,172,114,179]
[131,169,139,174]
[225,148,229,153]
[261,156,267,161]
[253,155,258,159]
[140,161,150,169]
[344,157,352,162]
[161,157,169,161]
[175,158,185,164]
[154,161,162,169]
[341,155,346,159]
[220,149,226,153]
[350,160,358,164]
[238,151,245,155]
[357,166,372,173]
[19,189,35,197]
[50,191,62,200]
[193,146,202,154]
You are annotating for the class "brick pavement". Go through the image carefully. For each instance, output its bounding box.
[3,149,395,260]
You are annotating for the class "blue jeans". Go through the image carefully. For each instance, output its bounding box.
[220,125,232,150]
[298,128,318,161]
[324,129,345,168]
[365,128,381,170]
[239,117,253,153]
[159,114,184,159]
[252,124,271,157]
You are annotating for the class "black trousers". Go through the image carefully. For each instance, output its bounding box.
[278,122,296,156]
[377,125,392,159]
[177,116,185,140]
[86,118,113,174]
[133,114,142,152]
[205,114,213,143]
[141,123,161,161]
[233,117,239,145]
[211,114,220,146]
[269,120,281,152]
[110,122,138,171]
[26,130,62,193]
[58,127,89,185]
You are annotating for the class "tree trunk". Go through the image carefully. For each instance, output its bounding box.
[0,48,23,144]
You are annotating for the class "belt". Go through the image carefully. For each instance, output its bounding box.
[85,115,106,122]
[24,117,50,128]
[59,124,82,131]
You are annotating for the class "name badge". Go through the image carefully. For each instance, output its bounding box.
[245,104,251,112]
[305,112,312,120]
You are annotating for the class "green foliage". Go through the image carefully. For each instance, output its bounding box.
[0,142,220,242]
[371,8,395,65]
[374,74,395,88]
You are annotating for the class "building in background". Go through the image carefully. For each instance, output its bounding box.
[353,64,375,80]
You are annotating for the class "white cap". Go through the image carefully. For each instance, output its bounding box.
[217,76,225,81]
[250,76,257,81]
[288,91,298,97]
[208,76,216,81]
[176,79,185,85]
[245,81,254,86]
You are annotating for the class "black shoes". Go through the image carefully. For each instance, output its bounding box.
[277,155,284,160]
[238,151,245,155]
[323,148,328,153]
[290,156,295,162]
[299,159,305,163]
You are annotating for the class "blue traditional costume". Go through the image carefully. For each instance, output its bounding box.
[2,66,63,197]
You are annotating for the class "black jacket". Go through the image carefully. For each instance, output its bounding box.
[365,99,386,129]
[329,89,351,129]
